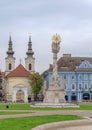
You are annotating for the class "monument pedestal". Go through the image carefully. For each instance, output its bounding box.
[32,88,79,107]
[44,89,66,103]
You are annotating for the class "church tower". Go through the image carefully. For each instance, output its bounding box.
[5,35,15,75]
[25,35,35,73]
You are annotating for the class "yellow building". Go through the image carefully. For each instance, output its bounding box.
[4,35,35,103]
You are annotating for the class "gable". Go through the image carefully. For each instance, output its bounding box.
[6,64,31,77]
[77,60,92,69]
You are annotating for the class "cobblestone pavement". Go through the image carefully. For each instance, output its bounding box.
[0,110,92,119]
[56,125,92,130]
[32,119,92,130]
[0,110,92,130]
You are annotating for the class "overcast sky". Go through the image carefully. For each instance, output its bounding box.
[0,0,92,73]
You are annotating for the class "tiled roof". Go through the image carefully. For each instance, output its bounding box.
[49,56,92,71]
[57,56,92,71]
[42,54,92,78]
[6,64,31,77]
[1,72,5,76]
[42,55,92,77]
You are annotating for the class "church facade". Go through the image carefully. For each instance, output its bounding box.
[43,54,92,102]
[0,35,35,103]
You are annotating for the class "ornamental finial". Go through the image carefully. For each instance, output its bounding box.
[29,33,32,43]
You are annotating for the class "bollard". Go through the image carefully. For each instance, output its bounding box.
[6,105,9,109]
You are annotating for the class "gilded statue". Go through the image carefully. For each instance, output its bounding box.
[52,34,61,53]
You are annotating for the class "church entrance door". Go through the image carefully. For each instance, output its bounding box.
[16,90,24,102]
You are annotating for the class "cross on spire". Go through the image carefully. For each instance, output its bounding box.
[29,33,32,43]
[20,59,22,64]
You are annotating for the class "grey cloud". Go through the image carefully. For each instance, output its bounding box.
[1,0,92,72]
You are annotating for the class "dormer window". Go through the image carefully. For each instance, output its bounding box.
[78,60,92,69]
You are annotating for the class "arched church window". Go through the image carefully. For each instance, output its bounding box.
[9,63,12,70]
[29,64,32,70]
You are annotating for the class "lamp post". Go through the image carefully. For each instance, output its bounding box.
[0,73,2,89]
[89,88,91,101]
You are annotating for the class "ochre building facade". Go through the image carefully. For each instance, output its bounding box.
[1,35,35,103]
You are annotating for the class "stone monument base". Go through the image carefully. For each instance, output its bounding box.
[31,89,79,108]
[31,102,79,108]
[43,89,66,103]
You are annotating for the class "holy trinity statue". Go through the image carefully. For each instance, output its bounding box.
[52,33,61,54]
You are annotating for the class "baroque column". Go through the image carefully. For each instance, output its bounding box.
[49,34,61,90]
[43,34,66,103]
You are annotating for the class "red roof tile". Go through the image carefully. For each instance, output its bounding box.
[1,72,5,76]
[7,64,31,77]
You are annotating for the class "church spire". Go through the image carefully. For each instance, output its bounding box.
[25,34,35,73]
[5,34,15,75]
[7,35,14,57]
[26,35,34,57]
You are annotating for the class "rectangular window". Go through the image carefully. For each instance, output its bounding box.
[90,74,92,80]
[71,75,75,80]
[90,84,92,90]
[71,83,76,90]
[79,83,82,90]
[84,83,88,90]
[91,84,92,88]
[78,74,82,80]
[84,74,88,80]
[64,74,66,79]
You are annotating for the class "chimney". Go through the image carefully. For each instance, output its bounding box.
[63,54,71,58]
